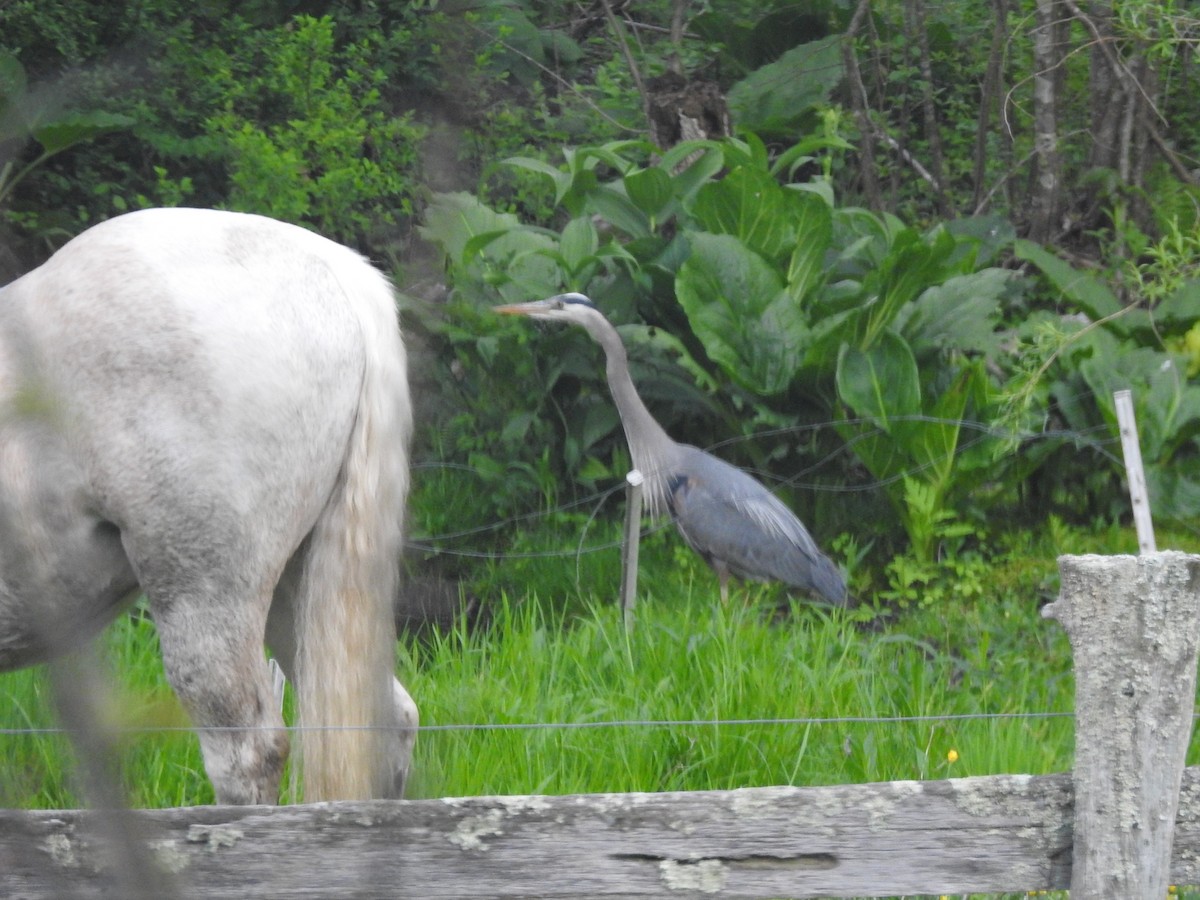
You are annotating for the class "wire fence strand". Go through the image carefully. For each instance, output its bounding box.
[0,710,1078,739]
[403,397,1184,563]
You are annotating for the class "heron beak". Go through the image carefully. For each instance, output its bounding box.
[492,300,552,317]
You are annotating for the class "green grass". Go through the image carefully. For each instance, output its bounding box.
[2,518,1082,805]
[4,517,1200,899]
[402,591,1074,799]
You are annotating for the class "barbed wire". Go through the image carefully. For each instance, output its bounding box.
[0,709,1077,738]
[404,395,1153,562]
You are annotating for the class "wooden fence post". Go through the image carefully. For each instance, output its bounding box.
[1114,389,1156,553]
[1043,552,1200,898]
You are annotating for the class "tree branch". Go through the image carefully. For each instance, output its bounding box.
[842,0,884,211]
[598,0,651,134]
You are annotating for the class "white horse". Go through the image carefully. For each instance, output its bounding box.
[0,208,416,804]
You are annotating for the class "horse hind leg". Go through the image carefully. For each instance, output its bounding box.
[149,583,287,805]
[265,554,418,798]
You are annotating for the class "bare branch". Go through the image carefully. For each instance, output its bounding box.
[598,0,651,134]
[842,0,885,211]
[973,0,1011,211]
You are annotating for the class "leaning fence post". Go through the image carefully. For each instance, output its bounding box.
[1114,389,1156,553]
[1043,552,1200,898]
[620,469,644,633]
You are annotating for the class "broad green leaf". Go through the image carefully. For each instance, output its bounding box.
[741,132,771,171]
[799,305,858,377]
[771,135,854,179]
[568,402,621,458]
[914,361,985,489]
[1078,342,1200,517]
[659,145,725,206]
[1154,279,1200,329]
[492,234,563,302]
[503,156,574,207]
[572,141,654,177]
[595,240,639,266]
[790,179,835,206]
[1014,239,1123,321]
[1080,346,1200,460]
[0,52,27,142]
[500,410,537,446]
[944,214,1015,266]
[419,192,523,265]
[623,168,672,221]
[540,29,583,65]
[481,5,544,82]
[1147,467,1200,518]
[691,166,796,264]
[727,37,843,135]
[899,268,1011,359]
[784,190,833,303]
[32,110,134,156]
[462,229,520,262]
[836,331,921,430]
[0,51,25,99]
[858,227,957,350]
[620,323,720,395]
[834,331,922,493]
[675,232,805,395]
[559,216,599,273]
[586,184,651,238]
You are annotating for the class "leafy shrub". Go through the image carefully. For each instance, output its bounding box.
[198,15,424,249]
[1015,238,1200,520]
[420,134,1030,559]
[0,5,437,262]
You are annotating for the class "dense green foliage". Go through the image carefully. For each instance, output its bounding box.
[421,132,1200,600]
[420,136,1023,562]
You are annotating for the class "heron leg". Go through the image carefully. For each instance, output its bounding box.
[714,561,731,605]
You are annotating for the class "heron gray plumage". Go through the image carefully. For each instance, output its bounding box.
[494,292,847,606]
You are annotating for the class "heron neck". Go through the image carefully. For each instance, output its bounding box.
[586,318,674,487]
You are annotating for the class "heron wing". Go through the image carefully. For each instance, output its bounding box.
[667,447,846,603]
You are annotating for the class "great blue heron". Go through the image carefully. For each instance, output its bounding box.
[495,292,847,606]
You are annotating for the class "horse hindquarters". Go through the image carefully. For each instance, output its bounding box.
[2,209,414,804]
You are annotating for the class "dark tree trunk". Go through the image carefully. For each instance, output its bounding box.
[1073,0,1160,233]
[973,0,1010,213]
[905,0,950,216]
[1027,0,1066,242]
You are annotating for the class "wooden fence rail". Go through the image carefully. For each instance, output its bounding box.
[2,552,1198,899]
[2,767,1200,899]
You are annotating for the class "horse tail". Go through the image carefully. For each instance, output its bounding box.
[292,253,412,802]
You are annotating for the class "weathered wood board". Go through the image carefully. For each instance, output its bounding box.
[4,766,1200,899]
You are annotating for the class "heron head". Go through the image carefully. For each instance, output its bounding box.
[493,293,599,326]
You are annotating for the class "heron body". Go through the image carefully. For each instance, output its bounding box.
[495,293,847,606]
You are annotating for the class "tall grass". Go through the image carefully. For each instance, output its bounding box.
[402,591,1075,800]
[2,519,1083,809]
